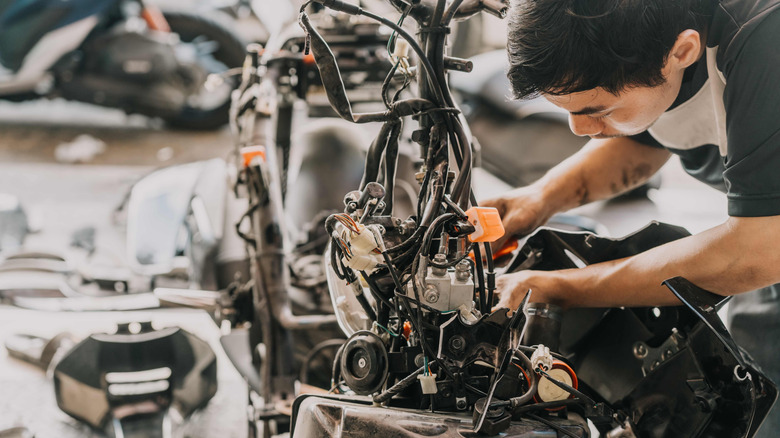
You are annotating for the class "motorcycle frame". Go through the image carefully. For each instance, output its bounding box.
[231,44,341,437]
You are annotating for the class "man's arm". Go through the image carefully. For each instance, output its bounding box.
[535,136,671,212]
[484,136,671,249]
[496,215,780,309]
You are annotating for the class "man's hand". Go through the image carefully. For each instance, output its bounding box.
[494,269,560,311]
[492,216,780,313]
[481,186,551,253]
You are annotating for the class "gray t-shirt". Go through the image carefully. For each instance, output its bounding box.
[632,0,780,217]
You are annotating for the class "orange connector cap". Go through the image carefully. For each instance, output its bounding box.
[241,145,266,168]
[465,207,505,243]
[402,321,412,340]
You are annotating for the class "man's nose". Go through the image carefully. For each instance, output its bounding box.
[568,114,602,137]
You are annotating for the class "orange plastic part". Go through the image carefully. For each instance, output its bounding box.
[402,321,412,340]
[241,146,266,167]
[142,6,171,32]
[465,207,505,243]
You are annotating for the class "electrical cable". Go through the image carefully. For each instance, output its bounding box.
[382,60,401,109]
[473,243,487,313]
[484,241,496,308]
[307,1,447,106]
[360,271,395,311]
[420,213,456,257]
[509,398,587,414]
[355,291,378,322]
[373,365,425,404]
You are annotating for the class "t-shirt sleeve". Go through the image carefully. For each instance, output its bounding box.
[720,9,780,217]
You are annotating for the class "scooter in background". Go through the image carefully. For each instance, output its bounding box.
[0,0,246,129]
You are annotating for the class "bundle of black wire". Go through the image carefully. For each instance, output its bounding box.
[304,0,506,409]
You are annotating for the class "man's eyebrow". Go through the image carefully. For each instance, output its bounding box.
[570,105,609,116]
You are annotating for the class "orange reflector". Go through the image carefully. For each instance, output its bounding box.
[402,321,412,340]
[302,52,316,65]
[465,207,505,243]
[241,146,266,167]
[142,6,171,32]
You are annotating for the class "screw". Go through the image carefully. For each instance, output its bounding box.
[424,285,440,303]
[456,397,467,410]
[633,343,648,359]
[449,336,465,352]
[414,354,425,368]
[455,260,470,282]
[431,253,447,276]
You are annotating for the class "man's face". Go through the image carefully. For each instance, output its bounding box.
[543,75,682,139]
[537,29,702,139]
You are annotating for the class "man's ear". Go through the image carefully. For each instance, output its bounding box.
[667,29,703,71]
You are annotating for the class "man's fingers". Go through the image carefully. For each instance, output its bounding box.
[494,275,514,305]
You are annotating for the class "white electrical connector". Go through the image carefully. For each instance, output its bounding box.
[392,38,412,75]
[338,223,384,271]
[417,373,438,394]
[530,344,553,372]
[458,303,480,324]
[349,224,379,252]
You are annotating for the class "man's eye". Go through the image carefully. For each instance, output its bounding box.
[591,113,611,120]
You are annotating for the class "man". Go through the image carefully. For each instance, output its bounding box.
[484,0,780,434]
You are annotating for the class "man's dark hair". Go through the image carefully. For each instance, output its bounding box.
[507,0,712,99]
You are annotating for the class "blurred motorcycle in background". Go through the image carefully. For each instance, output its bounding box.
[0,0,246,129]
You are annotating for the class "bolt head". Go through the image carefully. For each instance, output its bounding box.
[633,343,648,358]
[449,336,465,352]
[424,285,440,303]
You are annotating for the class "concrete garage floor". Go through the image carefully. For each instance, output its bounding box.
[0,99,729,436]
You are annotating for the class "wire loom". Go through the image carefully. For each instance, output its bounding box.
[297,0,545,434]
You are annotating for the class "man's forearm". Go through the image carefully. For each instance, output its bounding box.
[545,216,780,308]
[534,137,671,214]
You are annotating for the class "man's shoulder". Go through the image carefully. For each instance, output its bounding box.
[711,0,780,70]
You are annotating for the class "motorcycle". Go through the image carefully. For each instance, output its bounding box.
[0,0,247,130]
[116,6,411,435]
